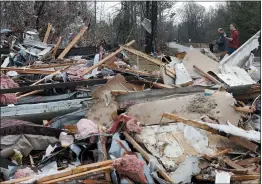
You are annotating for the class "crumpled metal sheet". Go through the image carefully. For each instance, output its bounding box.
[1,134,58,157]
[217,64,256,86]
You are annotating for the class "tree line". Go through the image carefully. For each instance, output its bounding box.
[0,1,260,53]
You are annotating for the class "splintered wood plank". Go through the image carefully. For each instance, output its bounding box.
[229,136,258,152]
[58,26,88,59]
[0,67,54,75]
[81,40,135,76]
[122,46,165,66]
[235,157,261,166]
[43,23,52,43]
[223,157,246,169]
[52,36,62,57]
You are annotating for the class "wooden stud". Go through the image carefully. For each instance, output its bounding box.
[43,23,52,43]
[81,40,135,76]
[52,36,62,57]
[58,26,89,59]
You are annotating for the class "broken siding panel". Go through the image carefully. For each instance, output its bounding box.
[217,65,256,86]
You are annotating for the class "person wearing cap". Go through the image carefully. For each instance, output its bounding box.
[216,28,227,59]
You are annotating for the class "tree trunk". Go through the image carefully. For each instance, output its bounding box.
[34,1,45,31]
[151,1,157,53]
[145,1,151,53]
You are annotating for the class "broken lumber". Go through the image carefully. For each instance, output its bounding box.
[223,157,246,170]
[235,157,261,166]
[123,131,173,183]
[229,136,258,153]
[42,166,112,184]
[234,106,255,113]
[163,112,260,143]
[111,90,135,96]
[162,112,219,134]
[122,46,165,66]
[1,176,34,184]
[209,149,233,158]
[38,160,113,183]
[231,175,260,181]
[17,90,43,99]
[0,67,54,75]
[193,65,222,85]
[52,36,62,57]
[43,23,52,43]
[81,40,135,76]
[58,25,89,59]
[15,65,72,96]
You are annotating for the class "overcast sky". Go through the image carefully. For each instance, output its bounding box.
[96,1,219,22]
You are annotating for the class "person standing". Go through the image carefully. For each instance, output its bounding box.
[216,28,227,59]
[226,23,239,55]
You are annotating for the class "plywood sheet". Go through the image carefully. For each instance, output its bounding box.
[182,50,219,78]
[127,90,241,126]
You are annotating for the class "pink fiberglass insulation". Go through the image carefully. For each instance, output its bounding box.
[75,119,99,140]
[113,154,147,183]
[126,118,142,134]
[0,75,19,105]
[14,167,36,179]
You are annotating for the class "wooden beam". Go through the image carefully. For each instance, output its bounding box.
[52,36,62,57]
[17,90,43,99]
[80,40,135,76]
[231,175,260,181]
[1,78,107,94]
[229,136,258,153]
[15,65,72,96]
[43,23,52,43]
[122,46,165,66]
[123,131,173,183]
[162,112,219,134]
[235,157,261,166]
[1,176,34,184]
[209,148,233,158]
[42,166,112,184]
[223,157,246,169]
[0,67,55,75]
[38,160,113,183]
[193,65,223,85]
[58,26,89,59]
[162,113,260,152]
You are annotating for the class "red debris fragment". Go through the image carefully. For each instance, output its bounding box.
[107,114,142,134]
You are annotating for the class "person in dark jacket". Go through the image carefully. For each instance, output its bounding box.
[216,28,227,60]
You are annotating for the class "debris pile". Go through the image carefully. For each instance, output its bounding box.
[0,24,261,184]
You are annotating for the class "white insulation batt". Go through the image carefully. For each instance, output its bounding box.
[136,123,239,183]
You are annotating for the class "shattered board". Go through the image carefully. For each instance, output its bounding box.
[182,50,219,78]
[86,100,118,126]
[127,90,241,126]
[91,74,142,99]
[135,123,236,183]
